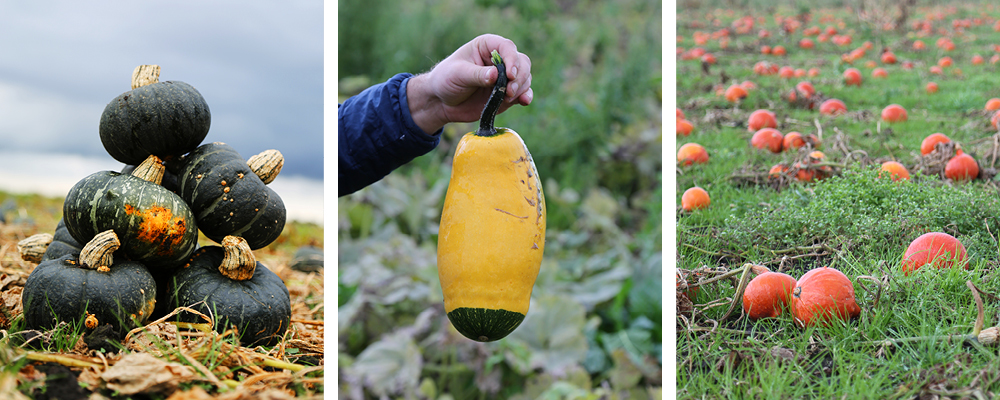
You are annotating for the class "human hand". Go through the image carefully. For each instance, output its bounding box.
[407,34,533,134]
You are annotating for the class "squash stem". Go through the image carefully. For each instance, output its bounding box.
[17,233,53,264]
[131,154,166,186]
[131,65,161,89]
[247,149,284,185]
[475,50,508,137]
[79,230,120,270]
[218,236,257,281]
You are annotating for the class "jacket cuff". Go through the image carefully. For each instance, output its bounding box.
[398,74,444,138]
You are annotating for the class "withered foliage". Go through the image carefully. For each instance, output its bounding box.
[0,220,324,399]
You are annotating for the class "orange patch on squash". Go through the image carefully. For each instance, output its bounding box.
[124,204,189,252]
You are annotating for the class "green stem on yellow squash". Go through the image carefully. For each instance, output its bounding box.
[475,50,508,137]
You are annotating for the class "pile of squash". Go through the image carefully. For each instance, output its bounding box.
[17,65,292,347]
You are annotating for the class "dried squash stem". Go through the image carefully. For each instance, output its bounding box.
[17,233,53,263]
[248,149,284,184]
[219,236,257,281]
[79,230,120,271]
[131,65,161,89]
[131,154,166,185]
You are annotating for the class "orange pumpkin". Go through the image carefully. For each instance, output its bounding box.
[743,272,798,320]
[681,186,710,211]
[819,98,847,116]
[879,161,910,181]
[677,119,694,136]
[944,153,979,181]
[791,267,861,327]
[985,98,1000,111]
[724,84,748,102]
[920,133,953,155]
[881,104,908,123]
[677,143,709,165]
[901,232,967,275]
[843,68,862,86]
[747,109,778,132]
[751,128,784,153]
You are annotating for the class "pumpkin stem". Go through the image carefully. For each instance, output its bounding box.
[79,230,120,270]
[247,149,284,185]
[219,235,257,281]
[475,50,508,137]
[131,155,166,186]
[131,65,161,89]
[17,233,53,264]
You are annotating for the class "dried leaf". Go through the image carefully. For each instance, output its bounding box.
[101,353,196,395]
[0,373,31,400]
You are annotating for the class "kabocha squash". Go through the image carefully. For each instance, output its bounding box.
[437,50,546,342]
[170,236,291,347]
[63,155,199,269]
[21,230,157,336]
[99,65,211,165]
[169,142,286,249]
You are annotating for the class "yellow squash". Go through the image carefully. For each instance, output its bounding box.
[437,51,546,342]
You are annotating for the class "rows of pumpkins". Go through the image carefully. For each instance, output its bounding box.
[16,65,291,347]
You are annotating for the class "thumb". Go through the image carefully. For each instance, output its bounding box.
[448,62,498,90]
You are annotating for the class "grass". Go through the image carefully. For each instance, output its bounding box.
[677,3,1000,398]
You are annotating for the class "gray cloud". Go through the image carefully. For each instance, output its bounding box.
[0,0,323,179]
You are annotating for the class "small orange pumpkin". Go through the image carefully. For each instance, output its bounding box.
[944,153,979,181]
[881,104,908,123]
[879,161,910,181]
[747,109,778,132]
[751,128,784,153]
[681,186,710,212]
[743,272,798,319]
[791,267,861,327]
[901,232,967,275]
[677,143,709,166]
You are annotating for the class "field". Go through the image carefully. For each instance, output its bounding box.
[0,190,325,399]
[676,2,1000,398]
[338,0,662,398]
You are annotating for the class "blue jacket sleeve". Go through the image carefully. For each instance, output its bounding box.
[338,73,442,196]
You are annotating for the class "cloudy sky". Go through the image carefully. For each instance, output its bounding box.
[0,1,324,222]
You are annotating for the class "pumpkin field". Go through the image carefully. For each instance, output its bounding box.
[676,1,1000,398]
[339,0,662,398]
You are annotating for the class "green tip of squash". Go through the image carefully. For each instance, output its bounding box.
[491,49,502,66]
[447,307,525,342]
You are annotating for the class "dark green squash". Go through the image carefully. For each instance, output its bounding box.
[63,155,198,269]
[21,230,157,337]
[169,142,286,249]
[171,236,291,347]
[44,219,84,261]
[99,65,210,165]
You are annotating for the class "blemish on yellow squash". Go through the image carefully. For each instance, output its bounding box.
[437,50,546,342]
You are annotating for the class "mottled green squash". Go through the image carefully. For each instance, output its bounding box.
[169,142,286,249]
[63,156,198,269]
[21,231,157,337]
[99,65,210,165]
[170,236,291,347]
